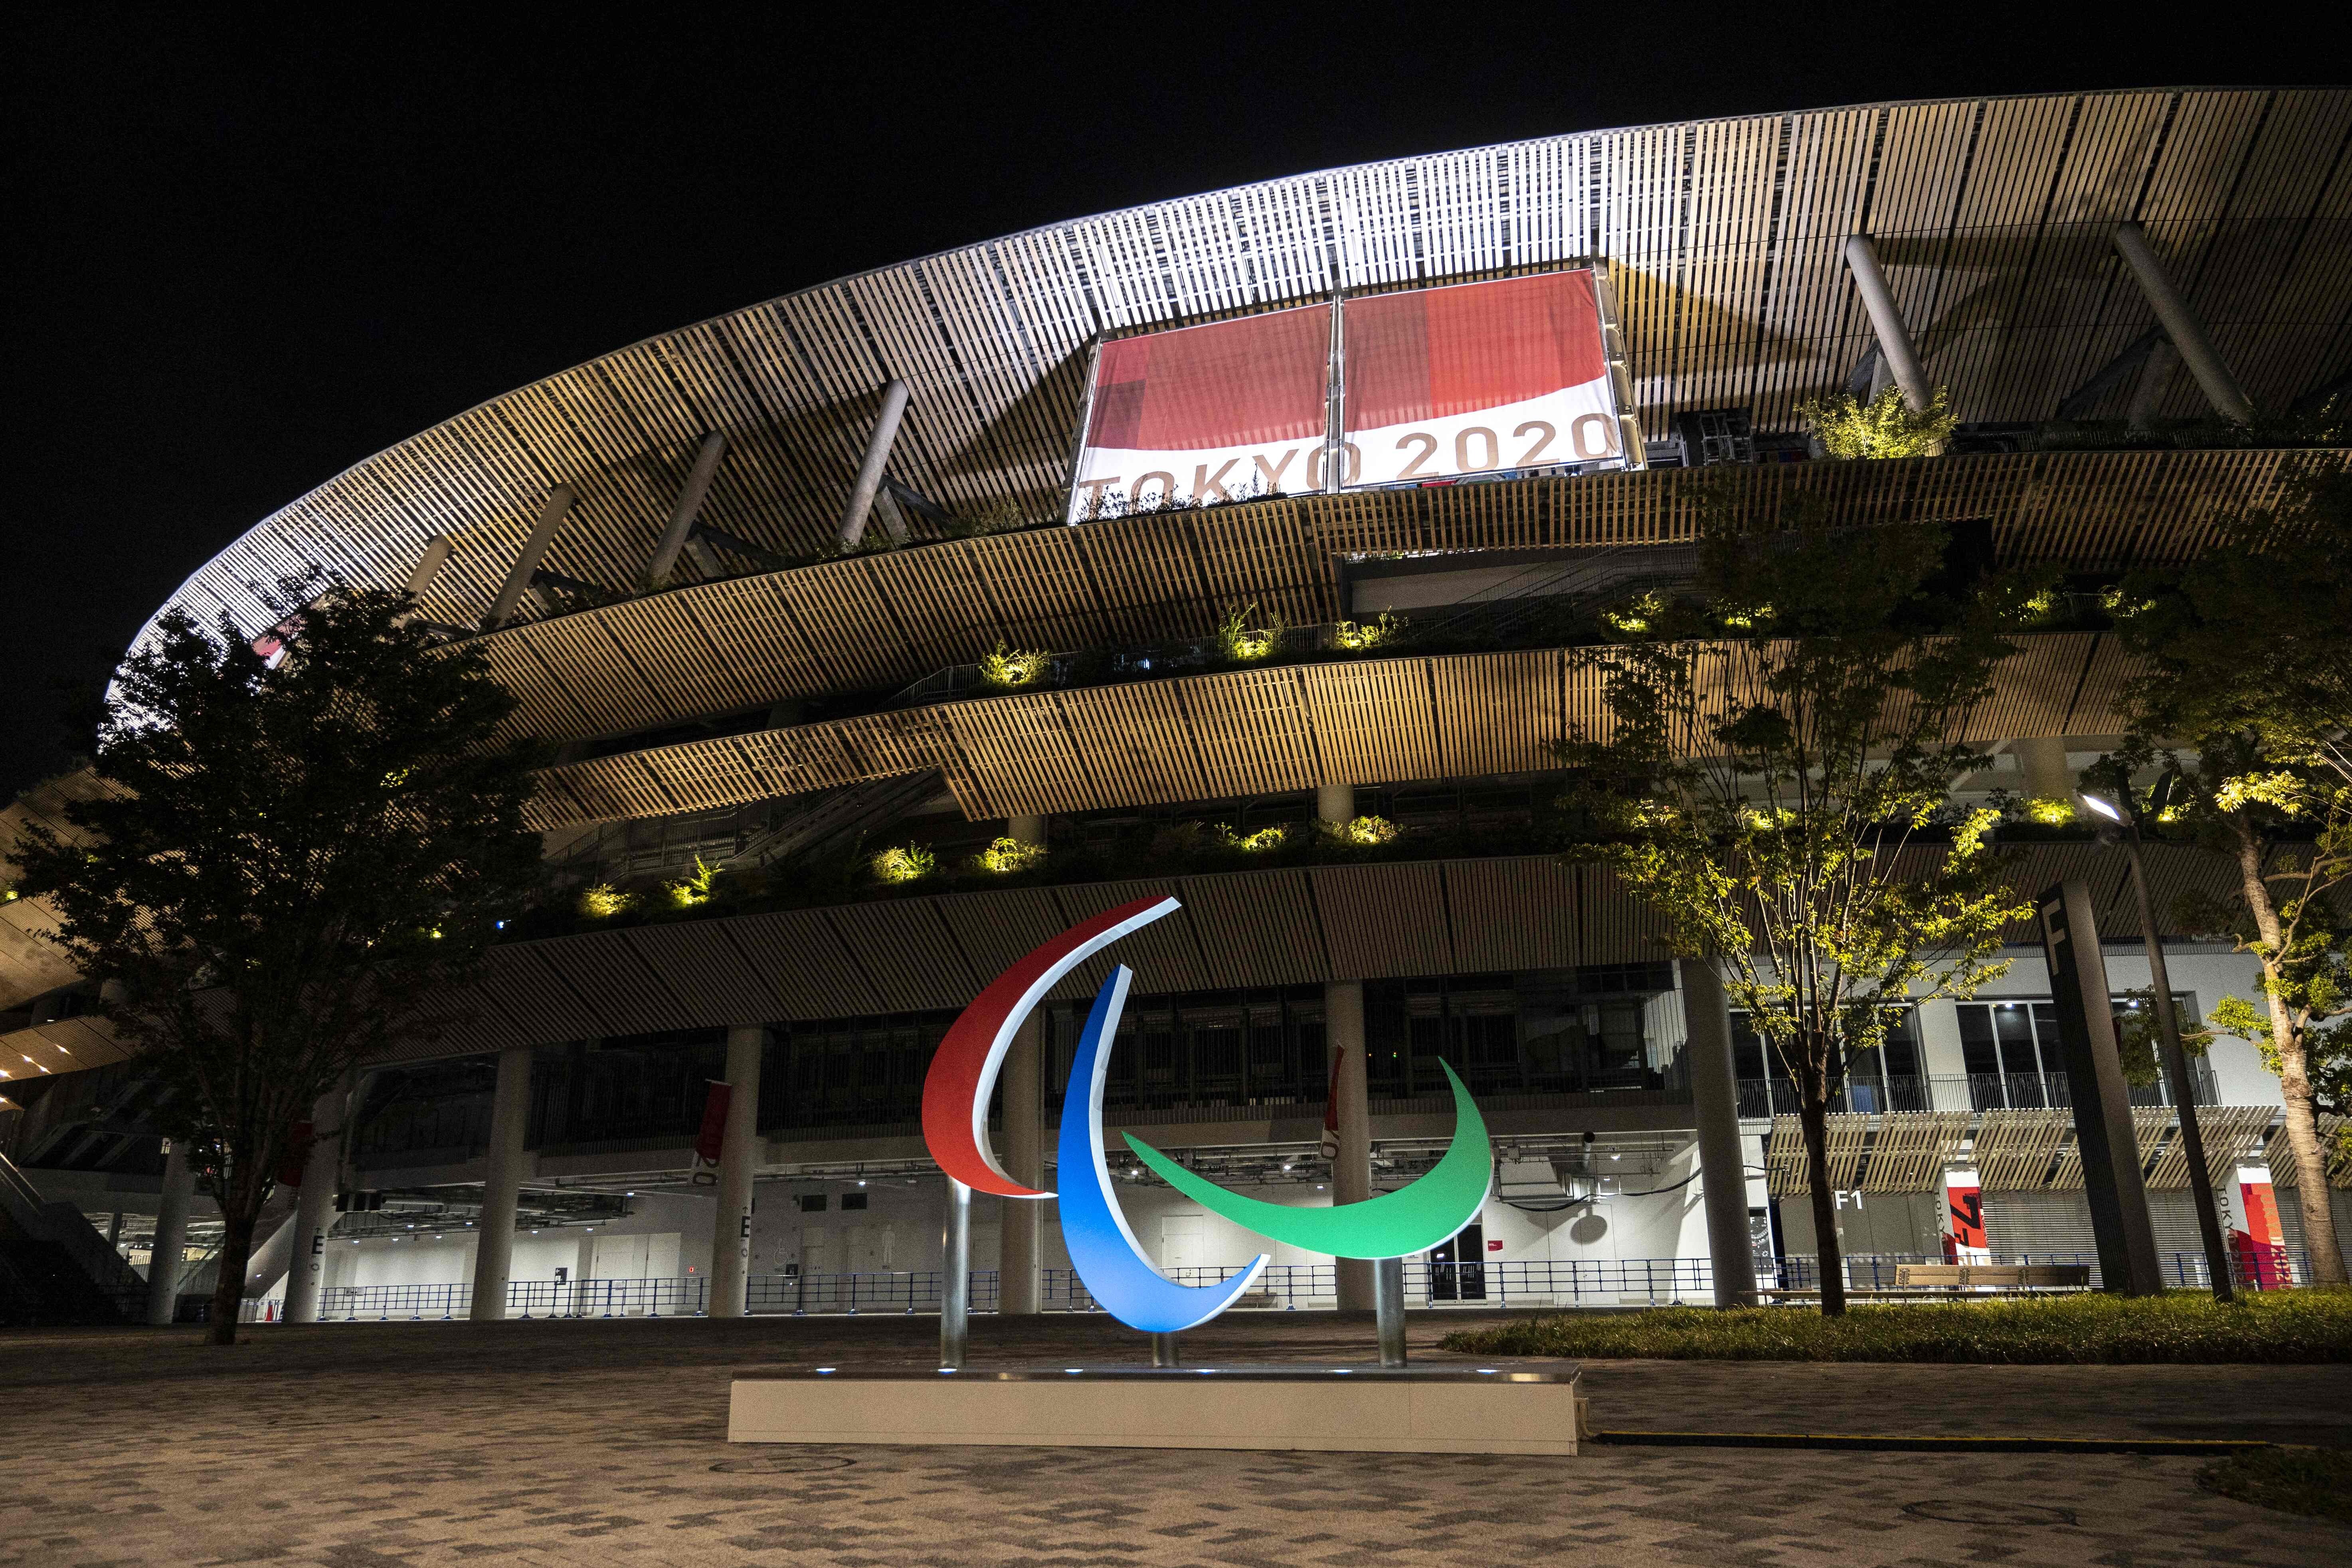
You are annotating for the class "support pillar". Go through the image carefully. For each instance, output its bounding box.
[145,1138,193,1326]
[1326,979,1375,1311]
[999,1014,1044,1315]
[403,535,454,599]
[1007,814,1047,849]
[1680,960,1759,1308]
[644,432,728,588]
[2037,880,2164,1295]
[1315,782,1355,828]
[2127,338,2179,431]
[469,1045,532,1321]
[283,1083,347,1325]
[482,484,578,630]
[710,1024,764,1319]
[1842,235,1934,413]
[1373,1255,1407,1366]
[940,1178,971,1368]
[2113,222,2254,423]
[835,380,911,550]
[2012,736,2075,804]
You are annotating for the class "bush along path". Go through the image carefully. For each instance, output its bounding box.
[1440,1291,2352,1364]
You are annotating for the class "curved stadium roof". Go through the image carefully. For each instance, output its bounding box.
[144,87,2352,656]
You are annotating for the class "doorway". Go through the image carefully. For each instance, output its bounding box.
[1428,1221,1487,1300]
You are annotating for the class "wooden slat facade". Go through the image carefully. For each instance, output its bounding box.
[528,631,2148,831]
[467,448,2336,752]
[129,90,2352,684]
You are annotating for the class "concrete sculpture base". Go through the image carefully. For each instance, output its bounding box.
[729,1364,1586,1454]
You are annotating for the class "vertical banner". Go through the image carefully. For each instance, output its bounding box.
[690,1080,732,1187]
[1319,1048,1345,1162]
[1943,1168,1989,1263]
[2224,1165,2291,1289]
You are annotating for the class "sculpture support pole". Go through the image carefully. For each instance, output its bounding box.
[940,1178,970,1368]
[1374,1256,1407,1366]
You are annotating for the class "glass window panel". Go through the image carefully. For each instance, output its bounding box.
[1992,1004,2038,1077]
[1955,1005,2002,1077]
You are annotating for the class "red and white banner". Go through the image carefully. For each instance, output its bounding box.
[1943,1168,1989,1264]
[690,1080,732,1187]
[2223,1165,2291,1289]
[1070,305,1329,520]
[1067,270,1629,520]
[1342,271,1620,485]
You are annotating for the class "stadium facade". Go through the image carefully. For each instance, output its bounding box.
[6,85,2352,1324]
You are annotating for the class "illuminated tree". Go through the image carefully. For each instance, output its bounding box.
[1798,385,1957,459]
[2111,466,2352,1285]
[11,583,543,1343]
[1555,509,2035,1314]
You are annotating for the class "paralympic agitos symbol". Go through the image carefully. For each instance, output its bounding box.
[920,895,1492,1333]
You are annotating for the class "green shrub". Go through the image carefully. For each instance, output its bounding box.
[1799,385,1958,459]
[1215,603,1283,663]
[579,882,635,919]
[870,844,936,884]
[1439,1290,2352,1364]
[978,641,1052,691]
[972,836,1046,874]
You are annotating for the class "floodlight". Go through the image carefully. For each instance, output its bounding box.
[2077,792,2124,824]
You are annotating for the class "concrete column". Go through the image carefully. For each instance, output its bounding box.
[468,1045,533,1321]
[283,1084,346,1325]
[2112,223,2255,423]
[403,535,454,599]
[570,1234,596,1317]
[2126,338,2179,431]
[145,1138,193,1326]
[2012,736,2074,803]
[1679,960,1759,1307]
[710,1024,764,1319]
[1326,980,1375,1311]
[1007,815,1047,848]
[999,1015,1044,1315]
[482,484,578,630]
[835,380,912,550]
[1842,235,1935,413]
[1315,783,1355,827]
[644,431,728,588]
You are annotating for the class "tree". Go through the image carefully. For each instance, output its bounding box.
[2110,465,2352,1284]
[11,583,544,1342]
[1555,507,2035,1314]
[1798,385,1958,459]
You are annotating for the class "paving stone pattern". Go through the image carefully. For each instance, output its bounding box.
[5,1312,2348,1567]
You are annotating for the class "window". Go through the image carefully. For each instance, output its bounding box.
[839,1192,868,1211]
[798,1194,826,1213]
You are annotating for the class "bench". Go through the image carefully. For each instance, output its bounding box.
[1893,1263,2090,1291]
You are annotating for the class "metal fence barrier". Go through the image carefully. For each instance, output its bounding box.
[238,1246,2321,1322]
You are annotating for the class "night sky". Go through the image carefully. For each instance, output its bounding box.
[11,8,2341,796]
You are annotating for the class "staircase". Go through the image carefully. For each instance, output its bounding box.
[736,771,945,867]
[0,1240,134,1326]
[0,1152,145,1323]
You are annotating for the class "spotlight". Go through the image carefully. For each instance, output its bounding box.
[2076,791,2123,824]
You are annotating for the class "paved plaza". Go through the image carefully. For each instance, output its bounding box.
[4,1312,2349,1567]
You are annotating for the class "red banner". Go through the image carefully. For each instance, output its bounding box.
[691,1081,732,1186]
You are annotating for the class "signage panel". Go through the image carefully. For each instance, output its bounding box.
[1066,268,1634,522]
[1342,271,1620,485]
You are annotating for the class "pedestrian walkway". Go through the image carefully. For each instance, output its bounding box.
[5,1314,2346,1566]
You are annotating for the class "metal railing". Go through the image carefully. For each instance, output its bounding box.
[239,1244,2322,1323]
[1736,1070,2223,1118]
